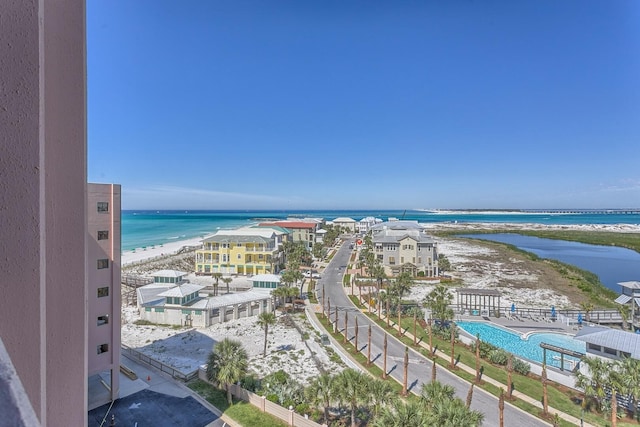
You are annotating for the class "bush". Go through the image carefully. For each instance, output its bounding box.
[513,359,531,375]
[241,374,260,392]
[470,340,498,359]
[295,403,310,415]
[488,349,509,365]
[417,271,425,277]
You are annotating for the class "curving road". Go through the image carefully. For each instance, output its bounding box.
[316,239,548,427]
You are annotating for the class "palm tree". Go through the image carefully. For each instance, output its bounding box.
[335,368,371,427]
[221,276,233,294]
[420,381,455,409]
[371,264,386,317]
[618,304,631,331]
[212,272,222,296]
[474,334,481,384]
[542,364,549,415]
[580,301,595,323]
[507,354,513,399]
[575,356,611,412]
[256,311,276,357]
[369,378,397,417]
[206,338,248,405]
[305,373,335,425]
[465,383,474,408]
[620,356,640,419]
[427,398,484,427]
[423,285,454,326]
[499,389,505,427]
[372,400,424,427]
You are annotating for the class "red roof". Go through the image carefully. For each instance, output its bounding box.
[259,221,316,229]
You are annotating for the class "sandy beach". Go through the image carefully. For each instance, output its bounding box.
[119,222,638,385]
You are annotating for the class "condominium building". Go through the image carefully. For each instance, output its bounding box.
[371,221,439,277]
[259,220,318,249]
[87,183,122,404]
[1,2,89,424]
[331,217,357,232]
[195,226,290,275]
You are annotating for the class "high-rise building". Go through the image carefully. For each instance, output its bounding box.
[1,2,91,424]
[87,183,122,404]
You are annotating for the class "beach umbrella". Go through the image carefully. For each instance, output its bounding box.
[511,303,516,313]
[577,313,583,325]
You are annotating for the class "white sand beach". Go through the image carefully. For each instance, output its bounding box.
[122,236,208,265]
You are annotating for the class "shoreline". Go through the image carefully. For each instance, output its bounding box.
[121,235,210,266]
[121,221,640,267]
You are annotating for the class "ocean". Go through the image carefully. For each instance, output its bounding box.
[121,209,640,251]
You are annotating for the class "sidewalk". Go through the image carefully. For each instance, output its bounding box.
[88,349,236,427]
[356,297,593,427]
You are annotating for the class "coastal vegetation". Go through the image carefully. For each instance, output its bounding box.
[437,234,620,308]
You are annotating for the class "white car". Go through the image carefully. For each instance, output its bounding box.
[303,271,321,279]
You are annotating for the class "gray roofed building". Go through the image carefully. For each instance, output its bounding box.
[158,283,205,298]
[575,326,640,360]
[616,280,640,332]
[371,221,438,277]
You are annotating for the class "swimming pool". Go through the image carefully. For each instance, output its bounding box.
[457,321,586,369]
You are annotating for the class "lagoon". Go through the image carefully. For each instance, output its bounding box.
[460,233,640,292]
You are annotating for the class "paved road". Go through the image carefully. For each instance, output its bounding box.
[317,239,549,427]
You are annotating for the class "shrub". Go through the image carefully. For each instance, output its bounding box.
[513,359,531,375]
[470,340,498,359]
[241,374,260,392]
[417,271,425,277]
[488,349,509,365]
[295,403,310,415]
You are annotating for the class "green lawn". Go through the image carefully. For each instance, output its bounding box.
[188,379,287,427]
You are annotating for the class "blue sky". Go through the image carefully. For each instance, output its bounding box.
[87,1,640,210]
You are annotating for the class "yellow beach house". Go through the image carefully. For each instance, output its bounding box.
[195,226,290,275]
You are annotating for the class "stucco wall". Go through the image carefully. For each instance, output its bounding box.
[0,0,87,425]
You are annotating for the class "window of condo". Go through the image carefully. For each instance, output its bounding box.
[97,287,109,297]
[97,202,109,213]
[97,343,109,354]
[97,315,109,326]
[97,259,109,269]
[97,230,109,240]
[237,254,241,259]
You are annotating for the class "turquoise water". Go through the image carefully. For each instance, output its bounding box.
[121,209,639,251]
[461,233,640,291]
[457,321,585,369]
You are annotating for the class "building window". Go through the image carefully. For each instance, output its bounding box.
[97,315,109,326]
[97,230,109,240]
[621,351,631,358]
[97,344,109,354]
[377,254,383,261]
[588,343,601,352]
[155,307,165,313]
[145,307,151,312]
[97,202,109,213]
[97,259,109,269]
[604,347,617,355]
[237,254,241,260]
[98,287,109,297]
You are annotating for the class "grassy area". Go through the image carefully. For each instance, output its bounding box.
[384,312,634,427]
[188,379,288,427]
[434,232,621,307]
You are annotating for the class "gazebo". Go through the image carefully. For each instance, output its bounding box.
[456,288,502,317]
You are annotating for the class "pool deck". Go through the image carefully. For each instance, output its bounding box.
[456,313,579,336]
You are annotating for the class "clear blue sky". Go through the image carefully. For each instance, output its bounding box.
[87,1,640,210]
